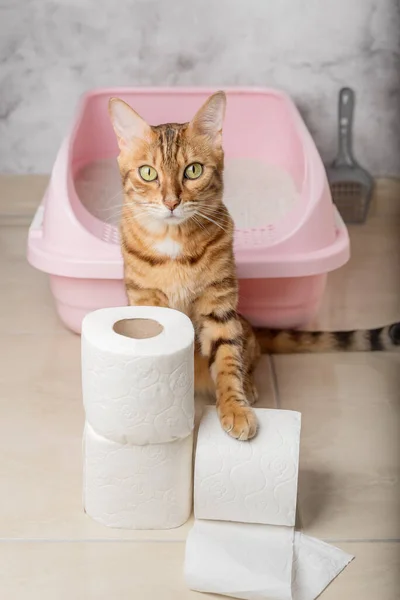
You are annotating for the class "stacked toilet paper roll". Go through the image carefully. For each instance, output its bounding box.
[81,306,195,529]
[185,407,353,600]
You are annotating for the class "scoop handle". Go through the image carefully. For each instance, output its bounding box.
[336,87,355,167]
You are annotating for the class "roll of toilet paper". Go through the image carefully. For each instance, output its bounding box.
[185,407,353,600]
[185,520,353,600]
[82,306,195,445]
[194,406,301,526]
[83,423,193,529]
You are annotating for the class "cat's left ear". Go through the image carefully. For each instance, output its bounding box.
[188,91,226,146]
[108,98,151,150]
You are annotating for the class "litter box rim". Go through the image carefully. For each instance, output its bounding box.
[27,86,350,280]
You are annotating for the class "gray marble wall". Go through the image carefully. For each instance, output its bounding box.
[0,0,399,175]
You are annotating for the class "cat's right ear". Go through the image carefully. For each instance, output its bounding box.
[108,98,151,150]
[188,91,226,147]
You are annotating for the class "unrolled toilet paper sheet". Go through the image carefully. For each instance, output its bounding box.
[82,306,195,445]
[84,423,193,529]
[185,521,353,600]
[185,408,353,599]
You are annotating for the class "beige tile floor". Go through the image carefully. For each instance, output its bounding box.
[1,176,399,598]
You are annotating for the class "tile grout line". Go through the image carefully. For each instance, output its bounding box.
[0,332,73,336]
[322,538,400,544]
[0,539,186,544]
[268,355,281,409]
[0,538,398,544]
[0,213,35,218]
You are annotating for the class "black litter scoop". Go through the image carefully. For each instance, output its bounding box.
[327,87,374,223]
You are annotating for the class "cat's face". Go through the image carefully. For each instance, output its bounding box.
[109,92,226,228]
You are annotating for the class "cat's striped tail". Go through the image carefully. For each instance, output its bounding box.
[254,322,400,354]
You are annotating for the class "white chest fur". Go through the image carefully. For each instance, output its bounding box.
[153,236,182,258]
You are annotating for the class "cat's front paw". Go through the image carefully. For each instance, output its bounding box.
[218,403,258,441]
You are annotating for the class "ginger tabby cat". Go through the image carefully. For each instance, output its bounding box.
[109,91,400,441]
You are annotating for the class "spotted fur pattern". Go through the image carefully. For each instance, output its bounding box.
[109,92,400,441]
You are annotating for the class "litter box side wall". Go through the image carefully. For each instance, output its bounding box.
[50,273,325,334]
[238,274,327,328]
[49,276,127,333]
[28,96,123,280]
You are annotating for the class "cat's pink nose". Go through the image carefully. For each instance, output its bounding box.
[164,198,180,211]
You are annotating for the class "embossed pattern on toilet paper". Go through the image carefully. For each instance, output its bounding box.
[82,339,194,445]
[84,424,193,530]
[194,407,301,526]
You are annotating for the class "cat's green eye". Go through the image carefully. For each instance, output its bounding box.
[139,165,158,182]
[184,163,203,180]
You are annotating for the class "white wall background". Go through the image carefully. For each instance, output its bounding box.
[0,0,399,175]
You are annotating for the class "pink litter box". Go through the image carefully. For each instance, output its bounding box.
[27,87,350,333]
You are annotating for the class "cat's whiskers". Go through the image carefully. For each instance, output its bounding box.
[93,192,162,226]
[196,205,227,217]
[96,203,122,215]
[195,211,229,232]
[195,204,230,228]
[123,205,157,221]
[185,201,226,215]
[100,206,128,226]
[101,188,124,206]
[94,195,124,222]
[190,214,207,232]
